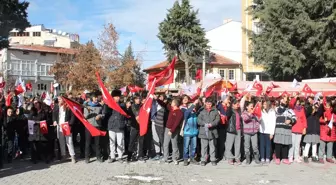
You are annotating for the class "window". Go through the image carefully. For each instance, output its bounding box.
[229,69,235,80]
[38,63,53,76]
[219,69,226,79]
[37,84,47,91]
[40,52,47,56]
[17,32,29,37]
[23,51,29,55]
[10,32,17,37]
[33,32,41,37]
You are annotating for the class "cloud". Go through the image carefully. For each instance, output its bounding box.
[27,0,241,68]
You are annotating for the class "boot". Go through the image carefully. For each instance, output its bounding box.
[254,153,261,164]
[245,153,251,164]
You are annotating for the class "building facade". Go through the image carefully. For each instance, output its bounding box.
[241,0,266,81]
[143,53,242,91]
[9,25,80,49]
[0,45,75,95]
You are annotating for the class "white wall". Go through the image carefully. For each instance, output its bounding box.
[206,21,243,63]
[9,49,57,64]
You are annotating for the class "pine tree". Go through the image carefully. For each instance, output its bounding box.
[249,0,336,80]
[0,0,30,49]
[158,0,208,84]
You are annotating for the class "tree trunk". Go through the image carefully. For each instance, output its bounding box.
[185,60,191,85]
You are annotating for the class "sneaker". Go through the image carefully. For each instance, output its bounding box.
[261,158,265,165]
[326,158,335,163]
[318,159,325,164]
[97,157,104,163]
[275,159,281,165]
[282,159,291,165]
[138,157,146,163]
[235,160,242,165]
[200,161,206,166]
[174,161,179,165]
[265,159,270,164]
[303,157,309,163]
[184,159,188,166]
[294,159,302,163]
[71,156,76,164]
[152,155,160,161]
[289,158,293,164]
[228,160,234,165]
[190,158,199,165]
[85,158,90,164]
[312,156,318,162]
[211,161,217,166]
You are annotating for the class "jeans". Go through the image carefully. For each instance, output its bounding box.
[183,136,197,159]
[288,133,302,160]
[259,133,271,160]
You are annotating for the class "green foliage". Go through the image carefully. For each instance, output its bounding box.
[157,0,208,84]
[0,0,30,49]
[123,41,145,87]
[249,0,336,80]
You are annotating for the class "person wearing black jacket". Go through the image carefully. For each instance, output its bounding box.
[52,96,76,163]
[71,97,85,158]
[103,90,127,163]
[2,107,16,163]
[224,99,243,165]
[127,95,141,162]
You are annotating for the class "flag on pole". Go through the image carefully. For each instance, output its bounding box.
[148,56,176,87]
[62,96,106,136]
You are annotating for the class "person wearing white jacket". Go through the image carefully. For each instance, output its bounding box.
[259,100,276,164]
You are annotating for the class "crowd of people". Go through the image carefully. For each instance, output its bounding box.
[0,89,336,169]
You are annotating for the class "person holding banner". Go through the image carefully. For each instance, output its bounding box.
[52,96,76,164]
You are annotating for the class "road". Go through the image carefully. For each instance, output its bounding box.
[0,158,335,185]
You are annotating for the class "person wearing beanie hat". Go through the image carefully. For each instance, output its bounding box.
[104,89,127,163]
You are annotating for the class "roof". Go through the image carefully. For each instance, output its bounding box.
[9,45,76,55]
[143,54,240,72]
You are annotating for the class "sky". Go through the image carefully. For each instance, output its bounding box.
[27,0,241,69]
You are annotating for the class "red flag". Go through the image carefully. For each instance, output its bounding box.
[220,115,227,125]
[253,102,262,119]
[128,85,143,93]
[40,120,48,134]
[60,122,71,136]
[302,84,313,93]
[62,97,106,136]
[265,86,273,95]
[14,84,24,95]
[253,81,263,91]
[5,94,12,107]
[50,82,54,93]
[138,79,157,136]
[148,56,176,87]
[96,72,130,118]
[190,87,202,102]
[204,86,215,98]
[278,91,290,97]
[25,82,32,91]
[195,69,202,80]
[228,82,237,91]
[41,92,46,100]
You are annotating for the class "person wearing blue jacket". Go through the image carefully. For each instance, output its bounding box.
[182,98,200,166]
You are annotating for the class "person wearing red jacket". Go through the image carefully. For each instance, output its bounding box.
[318,100,336,164]
[288,97,307,163]
[162,98,183,165]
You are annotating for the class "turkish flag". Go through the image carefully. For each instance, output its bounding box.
[253,81,263,92]
[62,96,106,136]
[148,56,176,87]
[5,94,12,107]
[220,115,227,125]
[61,122,71,136]
[278,91,290,97]
[25,82,32,91]
[302,84,313,93]
[204,86,215,98]
[195,69,202,80]
[271,81,280,88]
[265,86,273,95]
[138,79,157,136]
[128,85,143,93]
[40,120,48,134]
[41,92,46,100]
[190,87,202,102]
[228,82,237,91]
[96,72,130,118]
[15,84,25,95]
[253,102,262,119]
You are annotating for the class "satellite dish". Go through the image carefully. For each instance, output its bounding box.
[62,32,66,36]
[53,83,59,87]
[58,30,62,35]
[52,29,56,33]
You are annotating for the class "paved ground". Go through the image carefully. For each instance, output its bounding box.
[0,158,335,185]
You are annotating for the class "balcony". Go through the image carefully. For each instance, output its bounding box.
[4,59,54,77]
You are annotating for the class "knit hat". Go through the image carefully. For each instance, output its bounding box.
[111,89,121,97]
